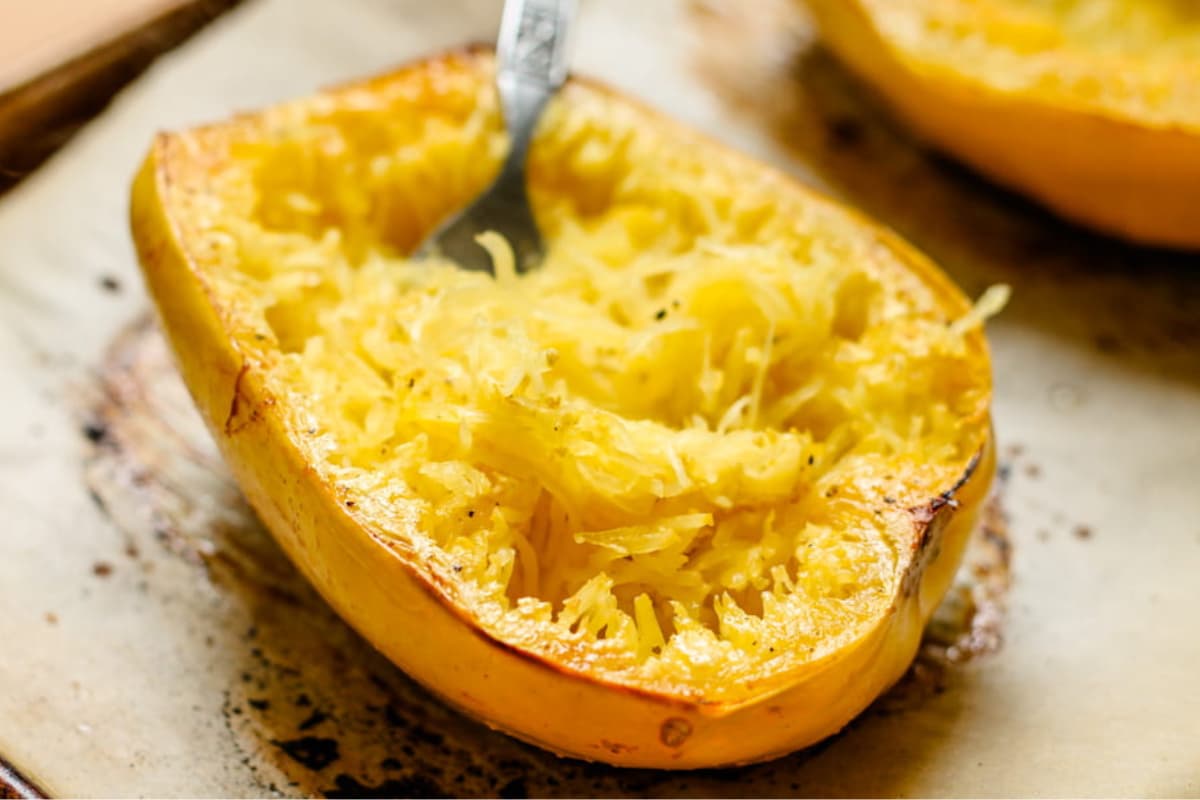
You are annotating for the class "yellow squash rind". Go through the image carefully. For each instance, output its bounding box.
[131,49,993,768]
[804,0,1200,249]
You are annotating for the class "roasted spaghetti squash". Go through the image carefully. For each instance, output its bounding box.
[130,49,995,767]
[804,0,1200,249]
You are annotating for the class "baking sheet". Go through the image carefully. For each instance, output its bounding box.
[0,0,1197,796]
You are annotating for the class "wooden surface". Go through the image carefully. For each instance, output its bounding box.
[0,0,240,192]
[0,0,1197,796]
[0,0,188,91]
[0,762,43,800]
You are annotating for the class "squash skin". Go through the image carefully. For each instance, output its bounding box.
[804,0,1200,250]
[130,49,993,768]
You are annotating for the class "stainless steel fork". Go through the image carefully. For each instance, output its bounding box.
[415,0,575,273]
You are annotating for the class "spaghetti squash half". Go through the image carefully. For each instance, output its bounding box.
[130,49,994,767]
[804,0,1200,248]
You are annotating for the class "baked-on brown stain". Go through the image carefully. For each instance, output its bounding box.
[271,736,340,771]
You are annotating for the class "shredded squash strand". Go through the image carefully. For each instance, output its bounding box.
[213,71,993,687]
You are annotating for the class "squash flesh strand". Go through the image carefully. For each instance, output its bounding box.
[207,71,991,688]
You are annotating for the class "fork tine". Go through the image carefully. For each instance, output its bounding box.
[412,0,575,274]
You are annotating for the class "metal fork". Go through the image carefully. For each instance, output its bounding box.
[415,0,576,274]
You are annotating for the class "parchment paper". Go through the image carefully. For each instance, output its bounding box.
[0,0,1197,796]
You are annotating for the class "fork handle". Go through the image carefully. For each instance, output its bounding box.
[495,0,575,171]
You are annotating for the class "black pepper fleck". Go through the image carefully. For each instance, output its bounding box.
[82,422,108,444]
[828,116,864,146]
